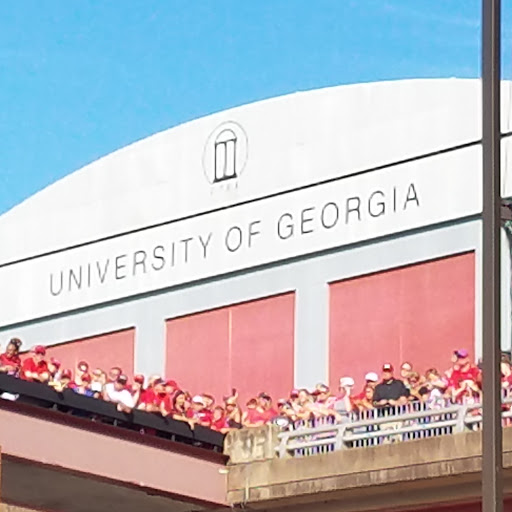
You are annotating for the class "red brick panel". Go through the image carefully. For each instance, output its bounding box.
[45,328,135,377]
[329,252,475,390]
[166,293,295,403]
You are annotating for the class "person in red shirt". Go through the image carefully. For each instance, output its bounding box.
[137,375,160,411]
[242,398,266,427]
[256,392,278,423]
[159,380,178,417]
[0,338,22,375]
[48,358,61,381]
[21,345,49,382]
[172,390,195,429]
[211,406,231,433]
[353,372,379,401]
[131,374,145,407]
[447,349,481,396]
[187,395,212,427]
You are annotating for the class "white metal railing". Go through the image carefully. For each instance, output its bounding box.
[276,398,512,458]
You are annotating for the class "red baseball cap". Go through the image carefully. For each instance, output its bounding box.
[81,373,91,383]
[33,345,46,356]
[77,361,89,371]
[165,379,178,388]
[61,369,72,379]
[134,374,145,384]
[50,357,61,368]
[382,363,394,372]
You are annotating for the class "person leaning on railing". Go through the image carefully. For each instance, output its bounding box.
[372,364,409,408]
[0,338,22,376]
[103,374,139,413]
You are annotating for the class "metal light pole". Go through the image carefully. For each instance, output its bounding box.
[482,0,503,511]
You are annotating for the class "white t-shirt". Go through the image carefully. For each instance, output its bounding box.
[104,382,135,409]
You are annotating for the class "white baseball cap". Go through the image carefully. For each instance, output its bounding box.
[339,376,355,387]
[365,372,379,383]
[192,395,205,405]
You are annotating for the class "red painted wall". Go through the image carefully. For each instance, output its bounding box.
[165,293,295,404]
[44,329,135,377]
[329,252,475,390]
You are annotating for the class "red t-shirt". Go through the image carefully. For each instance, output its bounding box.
[21,357,49,381]
[161,394,175,415]
[187,408,212,426]
[449,365,480,388]
[246,408,267,425]
[0,352,21,373]
[211,417,230,432]
[263,407,278,422]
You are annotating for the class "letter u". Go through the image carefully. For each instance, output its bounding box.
[50,272,64,296]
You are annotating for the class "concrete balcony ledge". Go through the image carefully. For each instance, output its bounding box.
[225,427,512,511]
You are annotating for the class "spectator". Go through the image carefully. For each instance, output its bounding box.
[48,358,61,381]
[73,373,95,397]
[211,406,231,433]
[400,362,416,390]
[91,369,106,396]
[330,377,355,420]
[406,372,423,401]
[203,393,215,414]
[292,388,316,421]
[356,385,375,412]
[74,361,89,386]
[150,379,168,412]
[418,368,447,409]
[446,350,479,388]
[104,374,137,413]
[131,374,145,406]
[372,364,409,407]
[137,375,159,411]
[353,372,379,401]
[447,349,480,398]
[0,338,22,375]
[160,380,179,418]
[21,346,50,382]
[107,366,122,384]
[164,379,178,396]
[171,391,195,428]
[502,358,512,394]
[49,369,73,392]
[311,384,341,420]
[256,392,278,423]
[242,398,266,428]
[271,399,297,427]
[224,394,242,429]
[187,395,212,427]
[453,379,482,405]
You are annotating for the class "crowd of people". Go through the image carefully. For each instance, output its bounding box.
[0,337,503,435]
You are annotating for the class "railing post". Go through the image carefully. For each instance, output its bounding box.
[336,424,347,451]
[455,404,468,433]
[278,432,289,458]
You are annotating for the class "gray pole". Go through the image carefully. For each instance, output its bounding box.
[482,0,503,511]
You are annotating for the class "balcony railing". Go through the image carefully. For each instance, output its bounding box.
[276,398,512,458]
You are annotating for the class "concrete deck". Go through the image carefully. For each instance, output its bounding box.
[226,426,512,511]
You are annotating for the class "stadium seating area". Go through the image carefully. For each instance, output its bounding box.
[0,337,499,435]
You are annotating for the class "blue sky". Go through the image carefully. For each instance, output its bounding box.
[0,1,507,214]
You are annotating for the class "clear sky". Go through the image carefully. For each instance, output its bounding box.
[0,1,509,214]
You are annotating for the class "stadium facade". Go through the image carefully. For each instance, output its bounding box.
[1,78,511,403]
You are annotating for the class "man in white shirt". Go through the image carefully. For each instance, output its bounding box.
[103,374,138,413]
